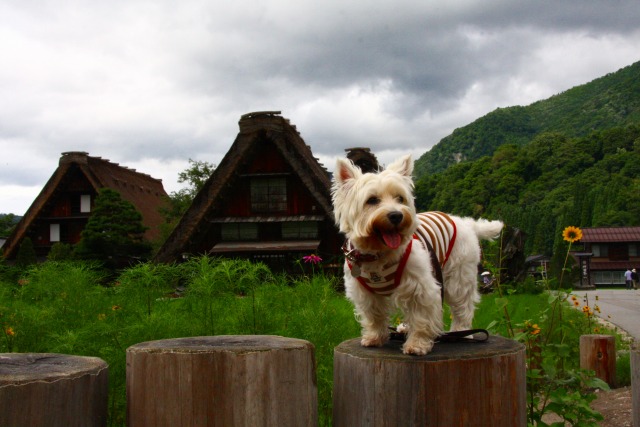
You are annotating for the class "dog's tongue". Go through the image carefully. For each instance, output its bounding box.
[382,231,402,249]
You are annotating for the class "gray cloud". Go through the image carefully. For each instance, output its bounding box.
[2,0,640,214]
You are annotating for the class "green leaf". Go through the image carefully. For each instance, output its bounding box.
[494,297,509,310]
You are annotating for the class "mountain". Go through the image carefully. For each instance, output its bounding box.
[414,61,640,177]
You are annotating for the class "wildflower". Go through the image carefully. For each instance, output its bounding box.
[562,226,583,243]
[582,305,590,313]
[573,300,580,307]
[595,295,599,301]
[17,279,28,286]
[594,327,600,333]
[302,254,323,264]
[97,313,106,321]
[571,295,578,301]
[530,324,541,335]
[112,305,121,311]
[595,305,601,313]
[5,327,15,336]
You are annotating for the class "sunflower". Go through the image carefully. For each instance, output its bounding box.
[562,226,583,243]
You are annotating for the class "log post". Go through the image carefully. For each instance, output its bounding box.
[579,334,616,387]
[333,335,526,427]
[126,335,317,427]
[631,345,640,427]
[0,353,109,427]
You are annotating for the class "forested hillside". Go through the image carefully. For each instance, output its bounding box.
[415,61,640,177]
[415,125,640,257]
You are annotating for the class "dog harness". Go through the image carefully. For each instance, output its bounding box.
[345,211,457,296]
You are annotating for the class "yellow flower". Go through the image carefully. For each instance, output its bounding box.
[5,327,15,337]
[531,324,541,335]
[97,313,106,321]
[112,305,121,311]
[573,300,580,306]
[562,226,583,243]
[571,295,577,301]
[582,305,590,313]
[594,327,600,333]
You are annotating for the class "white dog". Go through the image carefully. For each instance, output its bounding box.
[332,155,503,355]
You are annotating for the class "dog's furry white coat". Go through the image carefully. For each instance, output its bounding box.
[332,155,503,355]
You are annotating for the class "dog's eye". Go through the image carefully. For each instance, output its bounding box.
[366,196,380,205]
[397,196,405,203]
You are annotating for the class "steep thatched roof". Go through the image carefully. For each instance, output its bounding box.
[3,152,168,259]
[155,111,335,263]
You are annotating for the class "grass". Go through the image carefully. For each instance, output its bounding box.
[0,258,630,425]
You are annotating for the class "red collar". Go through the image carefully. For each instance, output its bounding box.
[341,241,380,263]
[346,239,414,295]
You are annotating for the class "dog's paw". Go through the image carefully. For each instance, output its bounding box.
[361,333,387,347]
[402,339,434,356]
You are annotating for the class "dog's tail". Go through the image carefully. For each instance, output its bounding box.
[472,219,504,241]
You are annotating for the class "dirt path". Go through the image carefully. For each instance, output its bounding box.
[592,386,633,427]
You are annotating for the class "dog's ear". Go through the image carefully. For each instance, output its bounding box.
[387,155,413,177]
[334,158,362,186]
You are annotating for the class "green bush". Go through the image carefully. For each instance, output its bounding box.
[15,237,37,268]
[616,352,631,387]
[47,242,75,261]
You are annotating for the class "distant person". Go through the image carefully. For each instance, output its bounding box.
[625,268,633,289]
[633,269,639,290]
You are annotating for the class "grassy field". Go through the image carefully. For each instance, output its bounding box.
[0,258,626,426]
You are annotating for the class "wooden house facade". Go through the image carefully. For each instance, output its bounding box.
[579,226,640,286]
[154,111,342,272]
[3,152,168,260]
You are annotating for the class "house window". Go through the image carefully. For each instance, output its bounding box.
[282,222,319,239]
[630,243,638,257]
[80,195,91,213]
[221,223,258,241]
[251,178,287,212]
[592,244,608,257]
[594,271,625,285]
[50,224,60,242]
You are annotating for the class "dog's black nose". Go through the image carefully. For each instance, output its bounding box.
[387,211,403,225]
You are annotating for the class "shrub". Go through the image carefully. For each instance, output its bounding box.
[15,237,37,268]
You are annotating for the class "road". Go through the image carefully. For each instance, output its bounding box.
[570,289,640,340]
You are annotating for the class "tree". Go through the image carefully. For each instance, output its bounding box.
[0,214,18,237]
[75,188,151,268]
[170,159,215,214]
[159,159,216,238]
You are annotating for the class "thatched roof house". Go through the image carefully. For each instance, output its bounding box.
[154,111,342,271]
[3,152,168,260]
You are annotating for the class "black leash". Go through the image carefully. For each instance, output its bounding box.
[388,327,489,343]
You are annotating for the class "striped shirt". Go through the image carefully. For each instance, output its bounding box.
[414,211,457,267]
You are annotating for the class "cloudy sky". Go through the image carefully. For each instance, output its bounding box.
[2,0,640,215]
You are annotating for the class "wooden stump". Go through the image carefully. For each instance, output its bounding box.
[631,346,640,427]
[579,334,616,387]
[333,335,526,427]
[0,353,109,427]
[126,335,317,427]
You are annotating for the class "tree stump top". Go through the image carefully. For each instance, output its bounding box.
[0,353,108,386]
[127,335,314,355]
[335,334,523,362]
